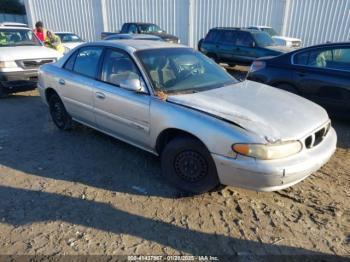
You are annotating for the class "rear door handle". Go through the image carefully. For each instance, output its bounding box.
[58,79,65,85]
[95,92,106,99]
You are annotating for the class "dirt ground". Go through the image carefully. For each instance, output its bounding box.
[0,69,349,260]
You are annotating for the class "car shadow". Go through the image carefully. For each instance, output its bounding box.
[0,94,195,198]
[0,185,347,259]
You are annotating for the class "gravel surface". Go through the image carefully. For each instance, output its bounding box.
[0,70,349,259]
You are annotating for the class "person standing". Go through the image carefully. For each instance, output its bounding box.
[45,31,65,54]
[33,21,47,42]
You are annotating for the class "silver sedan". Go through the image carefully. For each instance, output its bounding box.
[37,40,337,193]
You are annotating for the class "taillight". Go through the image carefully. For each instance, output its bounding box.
[249,61,266,73]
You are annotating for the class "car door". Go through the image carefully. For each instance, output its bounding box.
[234,31,257,63]
[93,48,151,147]
[59,46,103,126]
[216,30,237,64]
[292,47,350,116]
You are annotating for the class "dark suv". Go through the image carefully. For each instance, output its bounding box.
[198,28,292,66]
[120,22,179,44]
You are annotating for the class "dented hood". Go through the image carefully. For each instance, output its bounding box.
[167,80,329,141]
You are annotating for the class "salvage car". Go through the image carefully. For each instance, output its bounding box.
[0,23,62,97]
[55,32,85,53]
[247,26,302,48]
[198,28,293,66]
[38,40,337,193]
[247,42,350,118]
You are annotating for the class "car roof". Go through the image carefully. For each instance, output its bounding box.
[0,22,28,28]
[125,22,157,25]
[249,25,272,29]
[85,39,187,52]
[211,27,260,33]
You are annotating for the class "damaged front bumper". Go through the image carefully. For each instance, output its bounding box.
[212,127,337,192]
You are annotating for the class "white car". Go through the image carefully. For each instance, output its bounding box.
[248,26,302,48]
[0,23,62,97]
[55,32,85,53]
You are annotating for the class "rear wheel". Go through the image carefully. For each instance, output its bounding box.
[48,93,72,130]
[275,83,298,94]
[161,136,220,194]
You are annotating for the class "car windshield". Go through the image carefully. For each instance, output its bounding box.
[138,24,162,33]
[56,33,82,43]
[136,48,237,94]
[252,32,276,47]
[261,27,278,37]
[0,28,41,47]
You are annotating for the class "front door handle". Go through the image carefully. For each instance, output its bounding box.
[95,92,106,99]
[58,79,65,85]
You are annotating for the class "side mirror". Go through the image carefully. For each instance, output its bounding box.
[119,78,146,93]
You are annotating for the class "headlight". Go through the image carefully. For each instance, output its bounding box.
[232,141,302,160]
[0,61,18,68]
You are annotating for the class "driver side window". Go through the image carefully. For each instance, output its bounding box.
[100,49,143,88]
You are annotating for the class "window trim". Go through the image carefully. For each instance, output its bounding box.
[291,46,350,73]
[65,46,105,79]
[96,47,150,95]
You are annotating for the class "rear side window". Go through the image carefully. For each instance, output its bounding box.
[73,47,103,78]
[294,47,350,71]
[217,30,236,44]
[205,30,220,42]
[236,32,254,47]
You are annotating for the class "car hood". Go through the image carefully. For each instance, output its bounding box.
[167,81,329,142]
[266,45,294,53]
[0,46,62,61]
[273,36,301,42]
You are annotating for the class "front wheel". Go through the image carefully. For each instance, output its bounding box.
[161,137,220,194]
[48,93,73,130]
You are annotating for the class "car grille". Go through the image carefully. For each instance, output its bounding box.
[304,123,331,149]
[17,59,55,69]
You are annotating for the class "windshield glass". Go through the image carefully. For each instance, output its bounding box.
[0,28,41,47]
[56,33,82,43]
[138,24,162,33]
[261,27,278,37]
[252,32,276,47]
[136,48,237,94]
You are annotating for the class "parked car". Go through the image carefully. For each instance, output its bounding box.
[38,40,336,193]
[105,33,163,41]
[120,22,179,43]
[198,28,293,66]
[101,31,119,39]
[247,26,302,48]
[247,42,350,118]
[0,23,62,97]
[55,32,85,53]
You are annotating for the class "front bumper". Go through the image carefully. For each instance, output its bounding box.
[212,127,337,191]
[0,70,38,94]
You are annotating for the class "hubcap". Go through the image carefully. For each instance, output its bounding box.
[174,151,208,183]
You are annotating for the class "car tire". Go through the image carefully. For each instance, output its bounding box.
[48,93,73,130]
[161,136,220,194]
[275,83,298,94]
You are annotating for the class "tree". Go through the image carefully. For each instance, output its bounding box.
[0,0,26,15]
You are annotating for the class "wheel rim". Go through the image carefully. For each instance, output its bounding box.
[51,99,65,127]
[174,150,208,183]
